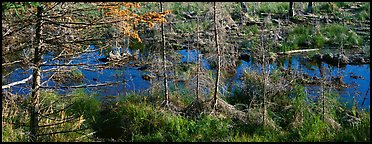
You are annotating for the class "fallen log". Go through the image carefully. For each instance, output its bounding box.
[277,48,319,55]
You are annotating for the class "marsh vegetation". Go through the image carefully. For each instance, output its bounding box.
[2,2,370,142]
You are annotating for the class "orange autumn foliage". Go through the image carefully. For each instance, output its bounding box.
[101,2,171,43]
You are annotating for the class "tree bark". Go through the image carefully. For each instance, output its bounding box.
[308,2,313,14]
[240,2,248,13]
[213,2,220,110]
[30,6,44,142]
[196,15,200,101]
[289,2,294,17]
[160,2,169,105]
[260,27,266,125]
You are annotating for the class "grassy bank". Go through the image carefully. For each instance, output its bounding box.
[2,82,370,142]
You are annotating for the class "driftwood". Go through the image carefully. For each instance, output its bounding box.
[277,48,319,55]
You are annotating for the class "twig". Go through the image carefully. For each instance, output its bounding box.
[38,116,77,128]
[36,128,89,137]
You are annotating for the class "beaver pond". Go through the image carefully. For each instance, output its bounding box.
[4,45,370,111]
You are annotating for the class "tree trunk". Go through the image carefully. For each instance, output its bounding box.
[240,2,248,13]
[160,2,169,105]
[30,6,44,142]
[260,26,266,125]
[289,2,294,17]
[308,2,313,14]
[196,15,200,101]
[213,2,220,110]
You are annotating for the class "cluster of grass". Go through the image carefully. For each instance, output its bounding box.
[168,2,209,19]
[279,24,363,52]
[2,89,98,142]
[252,2,289,15]
[173,20,210,33]
[313,2,370,21]
[354,2,370,21]
[94,95,232,142]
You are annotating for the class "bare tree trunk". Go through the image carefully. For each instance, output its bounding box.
[213,2,220,110]
[241,2,248,13]
[308,2,313,14]
[123,37,129,98]
[319,63,325,121]
[30,6,44,142]
[160,2,169,105]
[362,83,370,107]
[260,26,266,125]
[196,15,200,101]
[289,2,294,17]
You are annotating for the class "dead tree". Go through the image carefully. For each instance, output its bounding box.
[212,2,221,111]
[240,2,248,13]
[196,14,200,101]
[160,2,169,106]
[308,2,313,14]
[260,25,267,125]
[3,2,171,141]
[289,2,295,17]
[30,6,44,142]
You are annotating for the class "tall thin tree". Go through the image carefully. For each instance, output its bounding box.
[30,6,43,142]
[308,2,313,14]
[196,13,200,101]
[289,2,295,17]
[160,2,169,106]
[260,25,266,125]
[212,2,221,110]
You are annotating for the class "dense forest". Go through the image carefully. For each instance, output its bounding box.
[2,2,370,142]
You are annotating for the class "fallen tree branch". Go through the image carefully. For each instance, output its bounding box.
[277,49,319,55]
[40,63,108,67]
[40,81,122,89]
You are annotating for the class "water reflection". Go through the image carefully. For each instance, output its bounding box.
[4,47,369,111]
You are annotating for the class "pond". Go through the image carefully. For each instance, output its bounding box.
[3,46,370,111]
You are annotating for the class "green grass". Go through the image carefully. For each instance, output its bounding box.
[168,2,209,19]
[278,24,363,52]
[354,3,370,21]
[3,85,370,142]
[173,20,210,33]
[253,2,289,14]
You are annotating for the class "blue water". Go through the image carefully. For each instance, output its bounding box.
[177,49,211,69]
[3,47,370,111]
[232,55,370,111]
[4,45,150,98]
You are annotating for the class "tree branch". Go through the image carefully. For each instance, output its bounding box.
[36,128,89,137]
[40,81,123,89]
[2,75,33,89]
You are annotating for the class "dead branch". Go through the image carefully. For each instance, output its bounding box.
[36,128,89,137]
[2,75,33,89]
[277,49,319,55]
[40,81,122,89]
[38,116,78,128]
